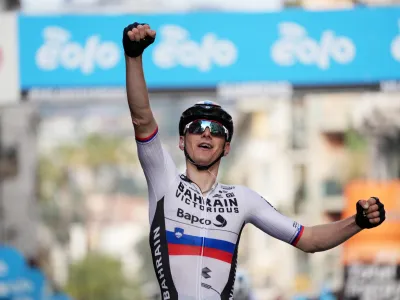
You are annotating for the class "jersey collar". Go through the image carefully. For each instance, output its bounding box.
[180,173,219,194]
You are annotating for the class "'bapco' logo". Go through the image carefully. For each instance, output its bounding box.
[214,215,227,228]
[177,208,227,228]
[271,22,356,70]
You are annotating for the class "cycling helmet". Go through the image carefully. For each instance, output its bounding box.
[179,101,234,142]
[179,101,234,171]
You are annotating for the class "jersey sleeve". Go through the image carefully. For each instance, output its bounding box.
[243,187,304,247]
[136,127,178,222]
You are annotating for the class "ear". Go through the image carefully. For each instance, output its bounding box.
[224,142,231,156]
[179,136,185,151]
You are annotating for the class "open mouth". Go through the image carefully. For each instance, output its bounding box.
[198,143,213,149]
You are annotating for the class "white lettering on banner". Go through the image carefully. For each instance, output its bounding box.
[271,22,356,70]
[152,25,238,72]
[36,26,120,75]
[9,278,34,294]
[0,278,34,298]
[0,260,8,277]
[344,265,400,300]
[391,20,400,62]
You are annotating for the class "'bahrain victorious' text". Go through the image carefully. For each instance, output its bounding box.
[137,128,304,300]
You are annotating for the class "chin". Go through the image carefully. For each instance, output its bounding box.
[192,154,215,166]
[193,158,213,166]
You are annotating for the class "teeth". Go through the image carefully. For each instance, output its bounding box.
[199,144,211,149]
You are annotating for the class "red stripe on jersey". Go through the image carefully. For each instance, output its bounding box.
[136,127,158,143]
[292,226,304,246]
[168,244,233,264]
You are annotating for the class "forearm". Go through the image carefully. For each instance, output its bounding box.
[304,215,362,253]
[125,55,155,129]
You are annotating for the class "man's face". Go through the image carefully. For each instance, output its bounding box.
[179,125,230,166]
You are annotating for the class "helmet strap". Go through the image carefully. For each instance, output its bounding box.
[184,142,226,171]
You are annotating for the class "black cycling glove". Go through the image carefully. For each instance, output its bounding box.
[122,22,155,58]
[355,197,385,229]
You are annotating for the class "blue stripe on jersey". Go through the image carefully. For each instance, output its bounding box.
[166,230,235,254]
[291,225,304,245]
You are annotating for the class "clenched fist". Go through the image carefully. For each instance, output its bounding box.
[355,197,386,229]
[122,22,156,58]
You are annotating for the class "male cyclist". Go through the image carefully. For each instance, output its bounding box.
[122,23,386,300]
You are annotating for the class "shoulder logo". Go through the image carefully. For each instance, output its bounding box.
[222,185,234,190]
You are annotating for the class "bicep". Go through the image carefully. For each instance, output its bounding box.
[246,192,304,247]
[136,131,177,202]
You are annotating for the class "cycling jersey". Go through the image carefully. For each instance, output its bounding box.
[137,128,304,300]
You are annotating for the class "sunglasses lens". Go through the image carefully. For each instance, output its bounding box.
[209,122,226,137]
[188,120,204,134]
[187,120,226,138]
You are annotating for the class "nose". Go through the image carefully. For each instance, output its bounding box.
[201,127,212,138]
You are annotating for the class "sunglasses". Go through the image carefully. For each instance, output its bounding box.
[184,119,229,139]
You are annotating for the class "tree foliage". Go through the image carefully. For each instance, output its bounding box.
[66,252,143,300]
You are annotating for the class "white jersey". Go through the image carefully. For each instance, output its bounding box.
[137,129,304,300]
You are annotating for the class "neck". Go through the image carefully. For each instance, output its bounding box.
[185,161,220,194]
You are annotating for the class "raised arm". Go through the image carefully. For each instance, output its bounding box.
[123,23,157,139]
[122,23,178,223]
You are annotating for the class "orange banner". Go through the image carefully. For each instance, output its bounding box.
[342,180,400,265]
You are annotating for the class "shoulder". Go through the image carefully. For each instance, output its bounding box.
[227,185,277,209]
[216,183,275,205]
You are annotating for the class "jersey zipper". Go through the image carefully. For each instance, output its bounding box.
[187,181,205,299]
[187,179,218,299]
[200,192,206,300]
[185,182,218,300]
[197,183,218,299]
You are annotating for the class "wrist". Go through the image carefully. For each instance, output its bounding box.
[125,54,142,59]
[353,214,364,231]
[125,55,143,65]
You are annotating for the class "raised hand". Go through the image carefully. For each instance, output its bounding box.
[355,197,386,229]
[122,22,156,58]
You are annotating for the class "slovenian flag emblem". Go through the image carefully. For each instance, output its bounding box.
[167,228,235,264]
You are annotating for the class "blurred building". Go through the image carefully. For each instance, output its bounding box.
[68,194,149,278]
[0,104,40,259]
